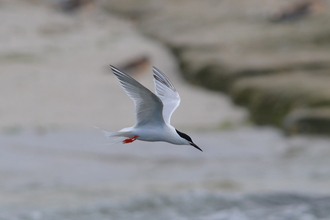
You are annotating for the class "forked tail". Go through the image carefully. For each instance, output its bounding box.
[94,127,129,144]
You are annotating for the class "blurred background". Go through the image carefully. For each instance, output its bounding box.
[1,0,330,219]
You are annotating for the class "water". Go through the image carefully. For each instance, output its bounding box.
[1,127,330,219]
[1,192,330,220]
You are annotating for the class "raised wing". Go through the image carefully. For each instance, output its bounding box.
[152,67,181,124]
[110,65,165,127]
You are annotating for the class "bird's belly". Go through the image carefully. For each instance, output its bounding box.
[137,132,164,142]
[134,127,169,142]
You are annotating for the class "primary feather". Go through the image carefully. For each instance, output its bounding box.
[110,65,165,127]
[152,67,180,124]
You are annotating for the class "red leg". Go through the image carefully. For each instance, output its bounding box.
[123,135,138,144]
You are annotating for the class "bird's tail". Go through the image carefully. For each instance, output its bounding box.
[94,127,129,145]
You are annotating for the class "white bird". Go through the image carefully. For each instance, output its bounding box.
[100,65,202,152]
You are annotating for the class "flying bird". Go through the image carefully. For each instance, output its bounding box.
[100,65,202,152]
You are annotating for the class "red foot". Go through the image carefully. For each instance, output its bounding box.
[123,135,138,144]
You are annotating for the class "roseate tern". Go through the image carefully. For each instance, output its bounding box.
[100,65,202,152]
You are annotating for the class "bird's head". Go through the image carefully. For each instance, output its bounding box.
[175,129,202,152]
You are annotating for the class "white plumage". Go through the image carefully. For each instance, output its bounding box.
[100,65,202,152]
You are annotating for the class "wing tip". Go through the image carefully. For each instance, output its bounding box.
[110,64,118,72]
[152,66,162,75]
[152,66,177,91]
[110,65,127,78]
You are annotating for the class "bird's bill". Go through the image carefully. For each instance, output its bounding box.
[190,142,203,152]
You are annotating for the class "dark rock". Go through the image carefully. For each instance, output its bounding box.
[231,72,330,128]
[284,108,330,135]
